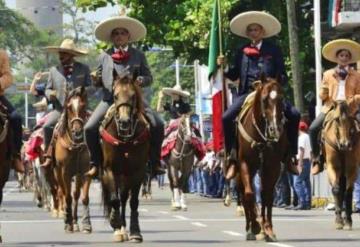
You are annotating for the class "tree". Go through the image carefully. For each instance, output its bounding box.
[286,0,304,113]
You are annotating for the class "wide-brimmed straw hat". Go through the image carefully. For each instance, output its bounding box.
[44,39,88,56]
[162,84,190,98]
[322,39,360,64]
[95,10,146,43]
[230,11,281,38]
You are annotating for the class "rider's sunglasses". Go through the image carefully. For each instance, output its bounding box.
[112,30,129,36]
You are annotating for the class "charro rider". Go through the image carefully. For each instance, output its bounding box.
[41,39,91,167]
[0,49,24,173]
[218,11,300,178]
[85,10,165,177]
[309,39,360,174]
[157,84,191,119]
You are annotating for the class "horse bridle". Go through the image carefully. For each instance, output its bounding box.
[323,117,356,151]
[171,117,194,159]
[114,97,139,141]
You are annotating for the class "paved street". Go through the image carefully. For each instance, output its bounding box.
[0,179,360,247]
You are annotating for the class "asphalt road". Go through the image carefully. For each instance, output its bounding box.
[0,179,360,247]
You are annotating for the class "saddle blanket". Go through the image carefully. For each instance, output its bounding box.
[25,128,44,161]
[161,119,206,161]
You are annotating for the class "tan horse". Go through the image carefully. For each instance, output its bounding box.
[54,86,92,233]
[236,77,287,242]
[322,100,360,230]
[100,73,150,243]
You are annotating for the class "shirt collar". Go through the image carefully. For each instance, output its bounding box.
[251,40,263,50]
[114,45,129,53]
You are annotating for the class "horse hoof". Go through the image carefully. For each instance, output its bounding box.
[0,235,2,243]
[82,225,92,234]
[246,232,256,241]
[255,231,266,241]
[113,230,125,242]
[64,224,74,233]
[73,223,80,232]
[224,198,232,207]
[265,234,277,242]
[130,234,143,243]
[343,223,352,231]
[236,206,244,217]
[51,210,58,218]
[181,205,188,211]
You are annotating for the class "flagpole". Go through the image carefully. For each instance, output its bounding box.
[217,0,228,159]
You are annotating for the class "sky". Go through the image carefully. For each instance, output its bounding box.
[5,0,119,23]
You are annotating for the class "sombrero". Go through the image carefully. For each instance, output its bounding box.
[162,84,190,98]
[44,39,88,56]
[230,11,281,38]
[95,11,146,43]
[322,39,360,64]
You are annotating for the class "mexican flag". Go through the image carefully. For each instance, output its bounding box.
[208,0,225,153]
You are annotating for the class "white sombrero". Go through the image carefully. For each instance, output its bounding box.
[162,85,190,98]
[44,39,88,56]
[322,39,360,64]
[230,11,281,38]
[95,12,146,43]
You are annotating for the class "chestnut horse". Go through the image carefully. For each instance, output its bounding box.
[54,86,92,233]
[236,77,287,242]
[322,100,360,230]
[100,73,150,243]
[0,103,11,243]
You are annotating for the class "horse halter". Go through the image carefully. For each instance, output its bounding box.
[172,116,194,159]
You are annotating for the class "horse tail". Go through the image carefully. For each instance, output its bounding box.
[100,171,112,219]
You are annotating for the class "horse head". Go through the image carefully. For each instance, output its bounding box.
[113,71,143,141]
[328,101,356,151]
[65,86,87,142]
[178,114,192,142]
[255,76,285,143]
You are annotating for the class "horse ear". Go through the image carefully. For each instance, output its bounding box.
[260,73,267,84]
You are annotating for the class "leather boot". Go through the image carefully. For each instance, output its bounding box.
[12,153,25,173]
[311,155,324,175]
[84,164,98,177]
[41,144,54,168]
[151,162,165,177]
[225,148,237,180]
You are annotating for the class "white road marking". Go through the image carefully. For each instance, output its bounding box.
[191,222,207,227]
[268,243,295,247]
[3,187,18,197]
[173,215,189,220]
[138,208,148,212]
[158,211,169,215]
[222,230,243,237]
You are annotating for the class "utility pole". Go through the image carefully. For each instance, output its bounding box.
[314,0,322,116]
[24,77,29,128]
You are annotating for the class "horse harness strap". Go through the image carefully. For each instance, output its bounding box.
[322,134,339,151]
[59,131,86,151]
[238,120,259,149]
[0,119,9,143]
[100,126,150,147]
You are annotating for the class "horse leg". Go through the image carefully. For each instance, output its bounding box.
[62,170,73,233]
[80,176,92,234]
[169,164,181,210]
[129,183,143,243]
[343,184,354,230]
[240,161,260,240]
[72,175,81,232]
[113,188,129,242]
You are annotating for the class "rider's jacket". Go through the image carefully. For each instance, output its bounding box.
[45,61,91,109]
[96,46,152,104]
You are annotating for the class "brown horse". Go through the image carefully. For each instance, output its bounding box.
[100,73,150,243]
[322,100,360,230]
[0,103,11,243]
[236,77,287,242]
[163,114,195,211]
[54,86,92,233]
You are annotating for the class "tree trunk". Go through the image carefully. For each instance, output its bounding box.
[286,0,304,113]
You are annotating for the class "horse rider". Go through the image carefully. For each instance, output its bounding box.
[85,11,165,177]
[157,84,191,120]
[218,11,300,179]
[0,49,24,173]
[310,39,360,175]
[41,39,91,167]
